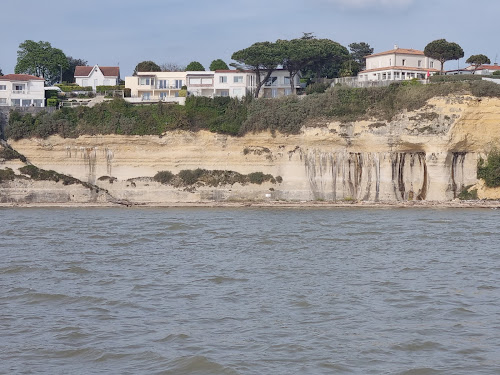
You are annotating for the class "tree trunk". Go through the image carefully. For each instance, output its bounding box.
[289,70,296,95]
[254,69,273,98]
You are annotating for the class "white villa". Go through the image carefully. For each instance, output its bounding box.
[124,68,301,104]
[0,74,45,107]
[357,46,440,82]
[125,71,187,104]
[74,65,120,91]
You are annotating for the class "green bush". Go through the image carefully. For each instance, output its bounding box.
[458,185,478,200]
[153,170,174,184]
[178,168,205,185]
[0,168,16,183]
[96,85,125,94]
[430,75,482,82]
[493,71,500,76]
[0,146,27,162]
[478,151,500,187]
[19,165,81,185]
[55,84,92,92]
[305,82,330,95]
[47,98,58,107]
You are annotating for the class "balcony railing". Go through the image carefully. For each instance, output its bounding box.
[12,90,27,94]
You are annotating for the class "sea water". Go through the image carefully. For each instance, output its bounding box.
[1,207,500,374]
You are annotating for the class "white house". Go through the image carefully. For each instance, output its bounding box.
[74,65,120,90]
[124,71,187,104]
[358,46,440,82]
[259,69,301,98]
[464,64,500,75]
[213,70,254,98]
[186,71,216,97]
[0,74,45,107]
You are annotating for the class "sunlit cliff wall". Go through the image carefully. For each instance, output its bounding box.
[4,95,500,204]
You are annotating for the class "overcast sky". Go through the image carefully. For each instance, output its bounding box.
[1,0,499,77]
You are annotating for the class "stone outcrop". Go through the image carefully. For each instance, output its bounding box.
[2,94,500,204]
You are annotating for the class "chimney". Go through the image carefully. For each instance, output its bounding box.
[495,63,498,66]
[394,44,398,50]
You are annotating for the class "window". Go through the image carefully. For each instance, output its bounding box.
[220,90,229,97]
[33,99,43,107]
[14,84,25,91]
[0,85,6,91]
[265,77,277,86]
[219,76,227,83]
[11,99,20,106]
[190,78,201,85]
[158,80,168,89]
[175,80,183,89]
[271,88,278,98]
[284,88,292,96]
[233,76,243,83]
[394,72,400,79]
[284,77,291,85]
[0,98,7,105]
[389,58,392,66]
[160,92,169,99]
[22,99,31,107]
[139,77,151,85]
[430,61,434,68]
[418,60,422,68]
[201,78,212,85]
[232,88,243,97]
[142,92,151,100]
[402,59,406,66]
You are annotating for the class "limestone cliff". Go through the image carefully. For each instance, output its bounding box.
[2,94,500,204]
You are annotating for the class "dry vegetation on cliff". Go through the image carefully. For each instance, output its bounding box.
[5,80,500,140]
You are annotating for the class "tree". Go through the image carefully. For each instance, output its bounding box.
[160,62,185,72]
[0,67,3,76]
[466,54,491,74]
[301,38,350,81]
[15,40,68,84]
[278,35,348,94]
[232,41,283,98]
[209,59,229,71]
[133,60,161,75]
[186,61,205,71]
[349,42,373,71]
[424,39,464,74]
[63,56,87,83]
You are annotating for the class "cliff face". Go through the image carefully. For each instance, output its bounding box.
[3,95,500,204]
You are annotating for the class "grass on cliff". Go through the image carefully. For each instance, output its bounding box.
[478,151,500,188]
[153,169,282,187]
[6,80,500,140]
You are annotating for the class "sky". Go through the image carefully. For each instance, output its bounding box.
[1,0,499,77]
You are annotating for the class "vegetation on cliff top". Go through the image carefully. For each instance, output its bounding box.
[6,80,500,140]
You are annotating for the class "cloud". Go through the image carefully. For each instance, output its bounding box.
[320,0,414,9]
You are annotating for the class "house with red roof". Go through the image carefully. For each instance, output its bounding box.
[0,74,45,107]
[74,65,120,91]
[357,45,440,82]
[464,64,500,75]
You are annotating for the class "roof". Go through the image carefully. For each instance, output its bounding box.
[0,74,45,81]
[359,66,440,74]
[366,48,425,58]
[215,69,254,73]
[472,64,500,71]
[74,65,120,77]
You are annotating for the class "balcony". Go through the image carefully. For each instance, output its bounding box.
[12,90,27,94]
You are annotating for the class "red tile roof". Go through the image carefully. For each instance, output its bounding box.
[74,65,120,77]
[215,69,253,73]
[0,74,45,81]
[367,48,425,58]
[359,66,439,74]
[475,65,500,71]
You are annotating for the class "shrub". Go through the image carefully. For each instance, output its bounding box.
[0,168,16,183]
[478,151,500,187]
[493,71,500,76]
[458,185,478,200]
[178,168,205,185]
[430,75,482,82]
[153,170,174,184]
[305,82,330,95]
[47,98,58,107]
[19,165,80,185]
[0,146,27,162]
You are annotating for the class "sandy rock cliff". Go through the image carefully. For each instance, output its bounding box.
[3,94,500,204]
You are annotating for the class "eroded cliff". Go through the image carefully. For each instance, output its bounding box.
[2,94,500,205]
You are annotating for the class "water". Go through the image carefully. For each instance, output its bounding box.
[1,207,500,375]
